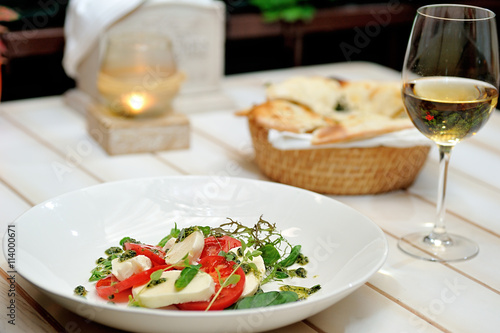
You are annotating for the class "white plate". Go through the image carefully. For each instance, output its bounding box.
[4,176,387,333]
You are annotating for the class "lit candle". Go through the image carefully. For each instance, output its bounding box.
[121,92,151,116]
[97,32,184,118]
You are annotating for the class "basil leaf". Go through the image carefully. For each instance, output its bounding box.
[247,262,258,272]
[157,235,173,248]
[232,291,298,309]
[198,226,211,237]
[157,223,181,247]
[89,270,108,282]
[275,270,289,279]
[220,251,236,262]
[259,244,281,266]
[223,274,241,287]
[150,269,163,281]
[119,237,140,247]
[278,245,301,268]
[175,266,199,290]
[276,291,299,304]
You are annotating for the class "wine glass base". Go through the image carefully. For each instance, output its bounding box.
[398,232,479,262]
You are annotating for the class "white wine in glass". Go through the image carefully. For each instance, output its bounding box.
[399,4,499,262]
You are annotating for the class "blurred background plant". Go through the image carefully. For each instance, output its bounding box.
[249,0,338,22]
[249,0,316,22]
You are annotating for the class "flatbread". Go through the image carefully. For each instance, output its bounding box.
[311,116,413,145]
[247,99,331,133]
[340,80,405,118]
[265,76,343,117]
[240,76,412,145]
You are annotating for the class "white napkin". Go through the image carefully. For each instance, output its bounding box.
[62,0,216,79]
[268,128,432,150]
[62,0,145,78]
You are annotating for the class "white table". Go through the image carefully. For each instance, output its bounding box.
[1,62,500,333]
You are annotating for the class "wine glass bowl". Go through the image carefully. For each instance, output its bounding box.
[398,4,499,262]
[402,77,498,146]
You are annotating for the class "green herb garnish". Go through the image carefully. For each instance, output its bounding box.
[210,216,299,284]
[278,245,301,267]
[175,264,202,291]
[157,223,181,247]
[229,291,299,309]
[119,237,140,248]
[176,226,200,243]
[258,244,281,266]
[89,254,119,281]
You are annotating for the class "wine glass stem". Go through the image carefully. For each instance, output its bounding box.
[427,144,454,246]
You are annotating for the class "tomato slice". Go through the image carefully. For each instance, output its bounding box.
[95,265,169,301]
[124,242,166,266]
[199,236,241,258]
[176,256,245,311]
[95,276,133,302]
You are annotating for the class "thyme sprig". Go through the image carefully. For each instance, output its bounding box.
[211,217,303,284]
[211,216,294,254]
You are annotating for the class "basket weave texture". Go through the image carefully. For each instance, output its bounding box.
[249,119,431,195]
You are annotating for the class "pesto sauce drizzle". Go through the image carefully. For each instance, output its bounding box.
[296,253,309,265]
[176,226,199,243]
[279,284,321,300]
[73,285,88,297]
[119,250,137,262]
[104,246,123,255]
[147,278,167,288]
[288,267,307,278]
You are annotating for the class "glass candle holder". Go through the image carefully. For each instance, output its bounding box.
[97,32,184,118]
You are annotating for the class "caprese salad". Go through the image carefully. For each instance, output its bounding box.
[74,217,320,311]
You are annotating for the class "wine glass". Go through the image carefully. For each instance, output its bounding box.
[398,4,499,262]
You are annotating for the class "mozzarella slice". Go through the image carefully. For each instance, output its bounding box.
[132,270,215,308]
[164,230,204,266]
[161,237,177,252]
[229,246,266,299]
[111,255,152,281]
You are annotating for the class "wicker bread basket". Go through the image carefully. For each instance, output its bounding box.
[248,119,431,195]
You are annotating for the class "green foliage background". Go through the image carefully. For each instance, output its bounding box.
[249,0,337,22]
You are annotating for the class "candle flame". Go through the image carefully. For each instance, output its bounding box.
[128,93,146,112]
